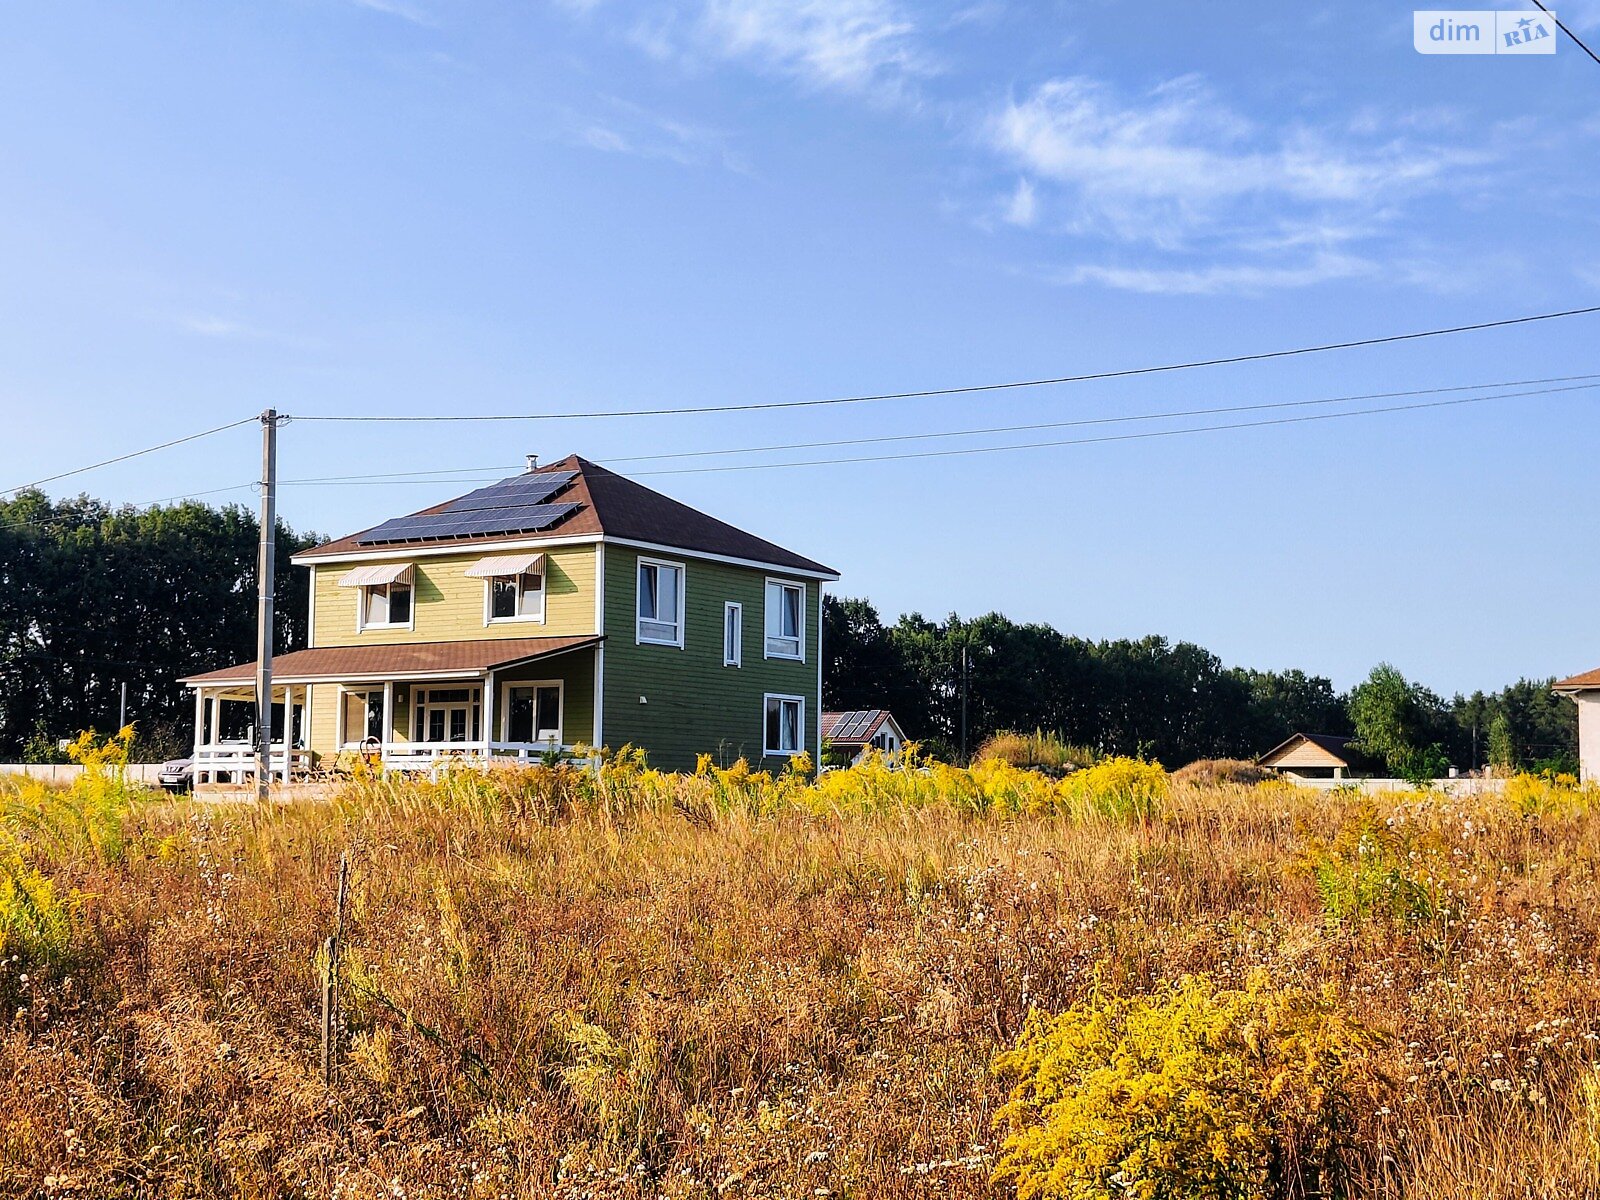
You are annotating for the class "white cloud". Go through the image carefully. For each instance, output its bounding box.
[1050,252,1373,296]
[565,96,744,169]
[989,76,1469,246]
[700,0,926,92]
[980,73,1489,293]
[1001,177,1036,227]
[178,315,264,338]
[349,0,435,25]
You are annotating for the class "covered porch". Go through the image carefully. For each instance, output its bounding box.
[181,634,602,789]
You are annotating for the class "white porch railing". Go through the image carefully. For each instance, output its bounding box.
[372,741,579,774]
[195,744,312,783]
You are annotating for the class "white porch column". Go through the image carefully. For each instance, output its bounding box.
[382,681,395,760]
[192,688,206,784]
[483,672,496,756]
[280,686,294,784]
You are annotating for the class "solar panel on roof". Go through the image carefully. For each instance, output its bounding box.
[441,471,576,514]
[357,501,580,545]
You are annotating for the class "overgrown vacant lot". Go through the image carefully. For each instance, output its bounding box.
[3,749,1600,1198]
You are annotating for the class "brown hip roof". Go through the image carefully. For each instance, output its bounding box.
[294,455,837,577]
[181,635,602,685]
[1554,667,1600,691]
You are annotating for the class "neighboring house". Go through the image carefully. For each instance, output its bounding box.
[1552,667,1600,781]
[1256,732,1377,780]
[180,456,838,784]
[820,709,907,766]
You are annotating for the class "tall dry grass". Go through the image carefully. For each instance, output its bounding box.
[0,757,1598,1197]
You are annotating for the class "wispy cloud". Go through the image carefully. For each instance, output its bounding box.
[574,0,932,100]
[349,0,435,26]
[982,74,1485,293]
[1049,252,1374,297]
[1001,177,1036,227]
[989,76,1470,245]
[698,0,929,95]
[564,95,745,169]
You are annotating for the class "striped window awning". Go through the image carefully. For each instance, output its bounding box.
[338,563,415,588]
[463,552,546,578]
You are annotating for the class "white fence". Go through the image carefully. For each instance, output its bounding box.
[1285,775,1506,797]
[0,763,168,785]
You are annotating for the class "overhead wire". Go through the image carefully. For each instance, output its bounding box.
[0,416,257,498]
[265,374,1599,487]
[288,305,1600,424]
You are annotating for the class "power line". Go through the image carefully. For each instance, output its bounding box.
[0,417,257,498]
[269,373,1598,486]
[1528,0,1600,65]
[622,386,1589,476]
[289,304,1600,423]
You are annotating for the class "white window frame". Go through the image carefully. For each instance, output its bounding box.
[409,683,484,745]
[498,678,565,747]
[337,685,387,748]
[483,571,546,625]
[356,580,415,632]
[763,693,805,757]
[723,601,742,668]
[636,556,686,648]
[764,578,806,662]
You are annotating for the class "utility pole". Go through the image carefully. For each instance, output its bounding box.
[960,641,969,765]
[254,409,279,803]
[118,681,127,731]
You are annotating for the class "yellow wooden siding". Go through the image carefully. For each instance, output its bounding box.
[310,544,598,647]
[1264,741,1346,769]
[308,682,341,760]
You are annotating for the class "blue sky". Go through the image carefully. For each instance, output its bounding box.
[2,0,1598,695]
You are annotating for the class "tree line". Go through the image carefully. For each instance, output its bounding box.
[0,490,317,760]
[823,597,1578,773]
[0,490,1578,772]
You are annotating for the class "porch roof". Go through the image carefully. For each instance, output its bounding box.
[180,635,602,686]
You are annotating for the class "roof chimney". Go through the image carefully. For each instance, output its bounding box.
[524,453,539,474]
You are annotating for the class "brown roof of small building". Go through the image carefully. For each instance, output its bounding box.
[180,635,602,685]
[1553,667,1600,691]
[295,455,837,577]
[821,710,893,745]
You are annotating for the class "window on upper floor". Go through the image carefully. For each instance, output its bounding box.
[637,558,685,646]
[489,572,544,622]
[765,694,804,756]
[724,602,742,667]
[764,579,804,660]
[361,580,412,629]
[467,552,547,625]
[339,563,415,631]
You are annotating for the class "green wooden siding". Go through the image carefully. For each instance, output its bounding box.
[601,547,820,773]
[495,648,597,747]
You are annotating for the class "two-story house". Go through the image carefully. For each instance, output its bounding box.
[180,456,838,784]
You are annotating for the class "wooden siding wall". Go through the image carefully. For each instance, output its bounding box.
[310,544,598,647]
[601,547,819,773]
[1266,742,1347,769]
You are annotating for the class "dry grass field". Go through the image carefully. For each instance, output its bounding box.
[2,741,1599,1198]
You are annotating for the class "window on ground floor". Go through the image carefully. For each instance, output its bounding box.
[341,688,386,745]
[764,694,804,756]
[412,686,481,743]
[504,683,563,745]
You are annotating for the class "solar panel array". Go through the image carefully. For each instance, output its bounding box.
[440,471,576,514]
[356,472,582,545]
[828,710,884,740]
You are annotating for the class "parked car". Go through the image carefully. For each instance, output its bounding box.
[158,757,194,793]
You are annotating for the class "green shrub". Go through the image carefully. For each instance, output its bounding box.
[993,973,1372,1200]
[1304,807,1439,928]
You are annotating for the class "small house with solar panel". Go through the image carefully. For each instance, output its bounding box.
[180,455,838,784]
[820,709,907,767]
